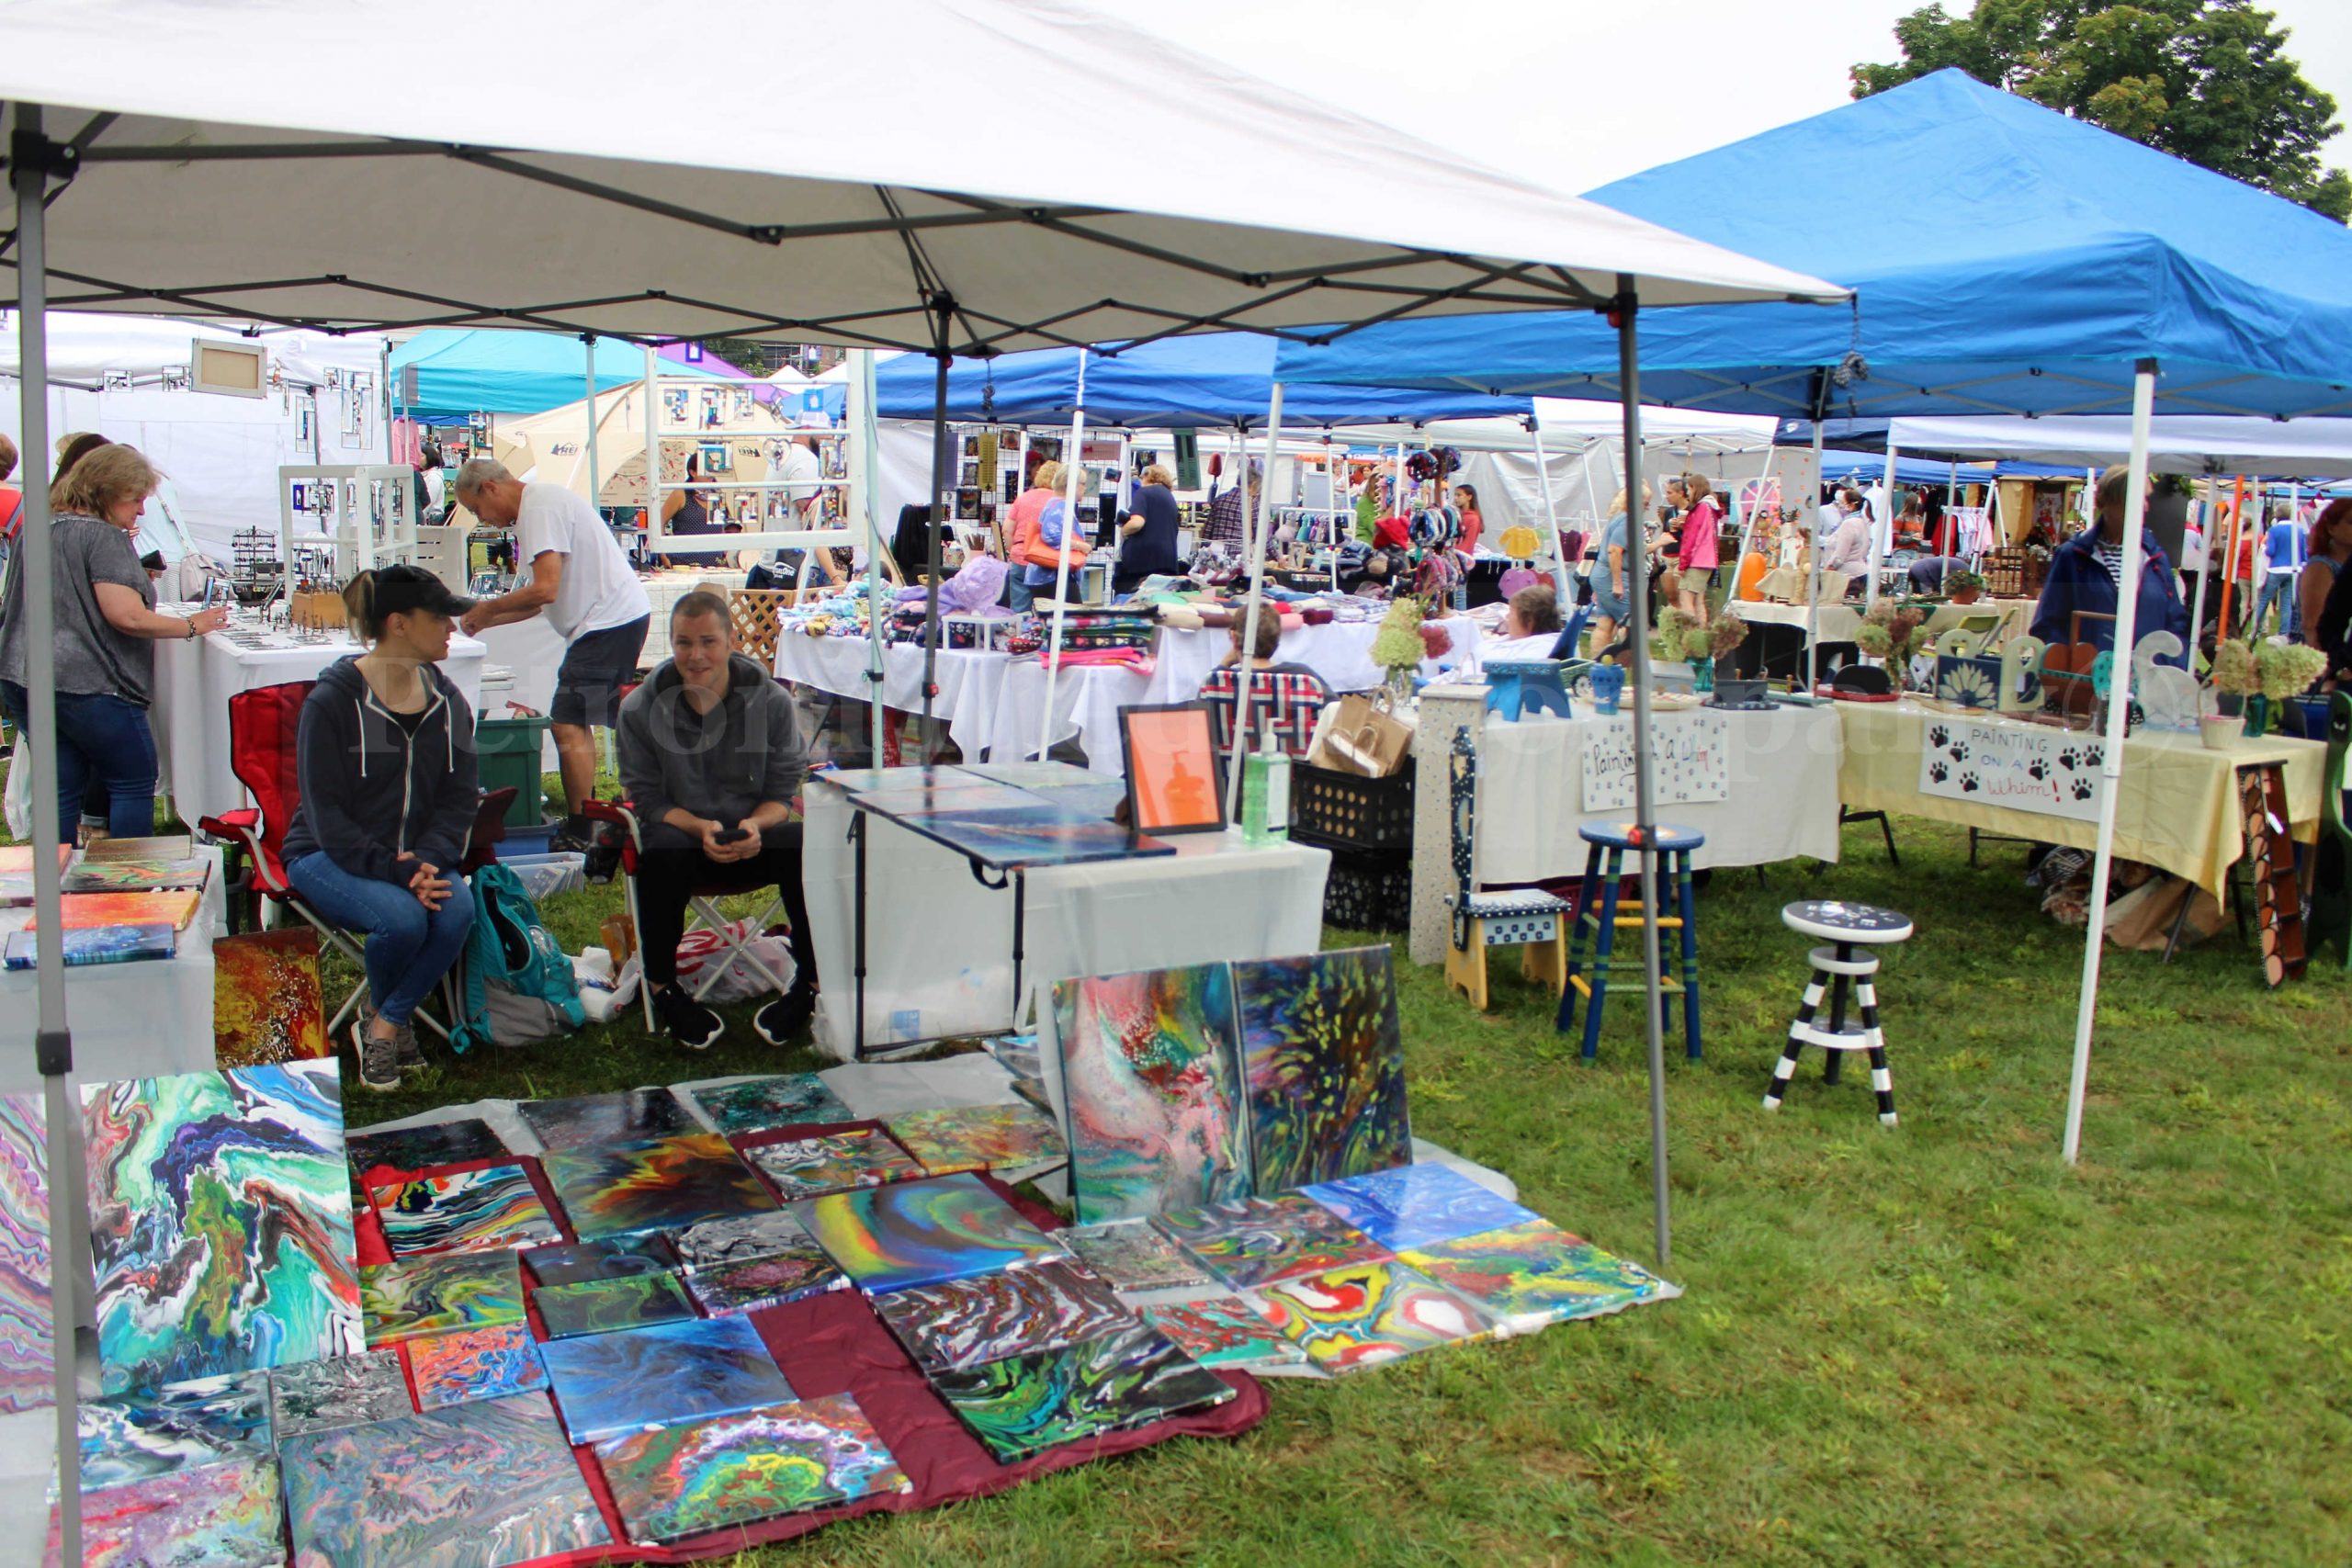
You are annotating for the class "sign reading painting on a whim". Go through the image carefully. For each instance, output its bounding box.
[1582,713,1730,811]
[1915,717,2104,823]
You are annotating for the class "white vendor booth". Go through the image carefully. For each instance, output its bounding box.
[1406,684,1843,964]
[802,777,1329,1058]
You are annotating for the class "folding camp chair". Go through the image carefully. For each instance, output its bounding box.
[1200,664,1332,763]
[582,797,797,1030]
[196,680,478,1043]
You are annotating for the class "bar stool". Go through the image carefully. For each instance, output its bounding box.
[1556,821,1704,1062]
[1763,899,1913,1127]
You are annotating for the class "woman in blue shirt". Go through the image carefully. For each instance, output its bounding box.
[2029,466,2189,665]
[1026,465,1096,599]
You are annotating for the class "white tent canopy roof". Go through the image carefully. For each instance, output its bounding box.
[0,309,386,389]
[1884,414,2352,479]
[0,0,1840,355]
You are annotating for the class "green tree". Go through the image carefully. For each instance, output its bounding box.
[703,337,776,377]
[1853,1,2349,220]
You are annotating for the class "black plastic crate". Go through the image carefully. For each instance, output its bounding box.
[1292,760,1417,852]
[1307,840,1413,932]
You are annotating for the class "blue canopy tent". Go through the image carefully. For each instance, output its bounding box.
[391,329,751,422]
[873,333,1527,429]
[1271,66,2352,1168]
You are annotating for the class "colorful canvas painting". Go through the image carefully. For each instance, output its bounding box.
[1250,1258,1497,1372]
[1397,1219,1679,1335]
[37,888,205,931]
[279,1394,611,1566]
[594,1393,910,1545]
[4,924,175,969]
[84,834,193,863]
[359,1253,526,1347]
[871,1257,1136,1374]
[795,1172,1062,1294]
[1140,1296,1307,1371]
[62,856,211,893]
[370,1164,560,1258]
[268,1349,413,1443]
[539,1132,778,1242]
[746,1127,926,1201]
[210,929,328,1069]
[885,1101,1067,1175]
[0,1093,51,1414]
[407,1323,548,1412]
[1301,1164,1541,1253]
[537,1316,796,1445]
[346,1118,511,1179]
[1054,1220,1211,1292]
[533,1271,698,1339]
[78,1371,272,1489]
[83,1061,362,1393]
[687,1074,854,1136]
[900,805,1174,870]
[522,1234,680,1290]
[0,842,70,905]
[681,1252,847,1316]
[1151,1195,1386,1292]
[1055,964,1249,1224]
[929,1319,1235,1463]
[58,1456,285,1568]
[519,1089,695,1153]
[1233,947,1411,1192]
[671,1209,823,1273]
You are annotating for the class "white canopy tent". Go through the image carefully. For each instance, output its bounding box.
[1883,414,2352,479]
[3,6,1843,1539]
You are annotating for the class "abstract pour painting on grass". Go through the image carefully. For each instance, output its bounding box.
[0,1094,50,1414]
[929,1319,1234,1463]
[1234,947,1411,1193]
[594,1393,910,1544]
[1055,963,1250,1224]
[539,1132,778,1242]
[81,1061,362,1392]
[369,1163,561,1258]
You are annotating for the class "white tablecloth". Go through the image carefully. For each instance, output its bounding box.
[802,781,1329,1057]
[778,616,1482,776]
[1472,703,1846,878]
[152,624,486,827]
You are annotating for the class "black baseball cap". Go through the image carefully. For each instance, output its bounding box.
[368,563,474,618]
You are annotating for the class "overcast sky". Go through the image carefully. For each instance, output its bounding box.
[1093,0,2349,195]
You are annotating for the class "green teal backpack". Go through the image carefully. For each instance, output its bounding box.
[450,863,584,1051]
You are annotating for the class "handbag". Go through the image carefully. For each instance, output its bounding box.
[1312,689,1414,777]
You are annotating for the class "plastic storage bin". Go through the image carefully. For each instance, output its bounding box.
[474,714,554,829]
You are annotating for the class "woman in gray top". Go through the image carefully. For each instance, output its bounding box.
[0,445,228,840]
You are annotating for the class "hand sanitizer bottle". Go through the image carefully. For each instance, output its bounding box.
[1241,718,1291,844]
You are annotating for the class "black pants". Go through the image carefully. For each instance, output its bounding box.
[636,838,817,991]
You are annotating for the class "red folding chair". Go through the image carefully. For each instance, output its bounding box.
[1200,664,1332,763]
[197,680,469,1043]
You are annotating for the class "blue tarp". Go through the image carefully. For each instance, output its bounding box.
[874,333,1527,429]
[390,330,751,421]
[1270,69,2352,420]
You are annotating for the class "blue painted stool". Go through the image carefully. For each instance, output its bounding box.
[1556,820,1704,1061]
[1482,660,1575,722]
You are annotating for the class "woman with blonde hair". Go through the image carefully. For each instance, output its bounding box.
[0,444,228,840]
[1115,462,1184,593]
[1587,481,1651,661]
[1003,458,1062,611]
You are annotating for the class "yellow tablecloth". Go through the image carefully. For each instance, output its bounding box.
[1838,702,2324,896]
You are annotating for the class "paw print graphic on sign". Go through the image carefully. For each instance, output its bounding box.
[2057,749,2080,772]
[1949,742,1969,762]
[2084,745,2104,769]
[1928,724,1950,750]
[2072,778,2096,801]
[1928,761,1950,784]
[2028,760,2049,781]
[1961,772,1981,793]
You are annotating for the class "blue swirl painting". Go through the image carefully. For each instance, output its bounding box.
[1300,1164,1540,1252]
[81,1062,362,1393]
[537,1316,797,1445]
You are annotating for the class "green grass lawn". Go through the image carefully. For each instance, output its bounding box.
[20,763,2352,1564]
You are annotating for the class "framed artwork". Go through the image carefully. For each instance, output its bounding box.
[1119,702,1226,836]
[699,441,733,474]
[211,929,328,1069]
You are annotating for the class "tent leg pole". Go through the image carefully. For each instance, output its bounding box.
[582,333,599,518]
[1035,354,1091,759]
[641,344,662,566]
[1225,383,1286,823]
[2063,361,2158,1165]
[15,100,83,1568]
[1526,412,1570,602]
[1805,425,1825,691]
[851,350,888,767]
[2188,475,2217,657]
[1869,445,1898,608]
[921,297,954,759]
[1612,280,1671,1270]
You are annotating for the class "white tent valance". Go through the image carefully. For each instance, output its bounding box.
[1884,414,2352,479]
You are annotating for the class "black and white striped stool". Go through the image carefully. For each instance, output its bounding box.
[1763,900,1913,1127]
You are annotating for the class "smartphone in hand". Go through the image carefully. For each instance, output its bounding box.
[713,826,751,844]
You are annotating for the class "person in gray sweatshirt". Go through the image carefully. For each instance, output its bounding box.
[616,591,815,1049]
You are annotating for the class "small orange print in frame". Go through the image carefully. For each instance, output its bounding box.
[1121,703,1226,836]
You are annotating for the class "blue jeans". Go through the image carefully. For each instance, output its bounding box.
[287,851,475,1027]
[0,682,158,840]
[2254,572,2300,637]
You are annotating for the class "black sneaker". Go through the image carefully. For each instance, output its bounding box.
[548,814,595,856]
[651,986,725,1050]
[580,820,626,885]
[353,1020,401,1092]
[753,986,816,1046]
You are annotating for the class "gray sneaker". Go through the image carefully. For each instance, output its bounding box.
[379,1016,424,1070]
[353,1020,401,1093]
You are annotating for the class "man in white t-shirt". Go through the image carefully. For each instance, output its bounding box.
[454,459,653,852]
[775,434,823,522]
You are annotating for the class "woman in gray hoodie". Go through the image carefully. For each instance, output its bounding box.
[282,566,481,1092]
